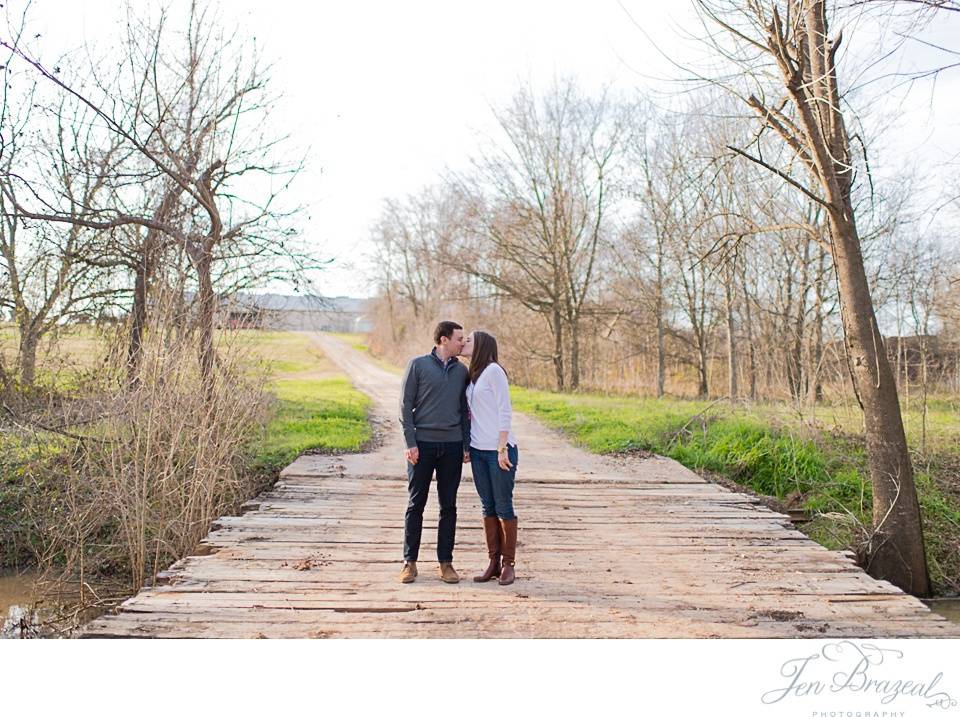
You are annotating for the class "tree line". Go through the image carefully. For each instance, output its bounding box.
[370,87,958,400]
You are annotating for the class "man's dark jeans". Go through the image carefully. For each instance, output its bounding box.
[403,440,463,563]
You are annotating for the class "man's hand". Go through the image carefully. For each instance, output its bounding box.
[497,448,513,471]
[405,446,419,465]
[462,450,470,464]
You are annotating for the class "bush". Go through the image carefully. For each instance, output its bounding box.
[20,327,270,595]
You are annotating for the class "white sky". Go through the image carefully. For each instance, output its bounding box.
[18,0,960,297]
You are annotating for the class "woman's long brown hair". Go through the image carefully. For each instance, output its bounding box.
[468,330,506,384]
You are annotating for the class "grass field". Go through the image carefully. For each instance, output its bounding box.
[237,331,373,474]
[0,326,373,474]
[327,332,372,352]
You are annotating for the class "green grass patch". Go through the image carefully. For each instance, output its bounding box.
[243,332,373,474]
[249,376,372,473]
[0,435,31,567]
[511,389,706,453]
[914,468,960,591]
[512,388,852,506]
[0,433,69,568]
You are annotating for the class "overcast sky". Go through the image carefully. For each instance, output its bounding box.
[21,0,960,298]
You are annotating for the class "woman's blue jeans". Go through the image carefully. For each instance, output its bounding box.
[469,445,518,520]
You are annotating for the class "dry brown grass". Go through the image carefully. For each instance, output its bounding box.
[13,315,272,630]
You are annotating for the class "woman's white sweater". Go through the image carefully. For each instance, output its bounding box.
[465,362,517,450]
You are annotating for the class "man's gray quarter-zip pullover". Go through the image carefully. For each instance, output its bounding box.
[399,347,470,449]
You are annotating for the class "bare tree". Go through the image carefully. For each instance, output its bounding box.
[619,103,685,398]
[450,79,628,390]
[1,34,123,385]
[696,0,931,595]
[1,1,308,394]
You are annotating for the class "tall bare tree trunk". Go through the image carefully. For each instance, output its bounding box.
[196,247,216,398]
[832,213,928,593]
[570,318,581,390]
[696,332,709,399]
[808,246,827,405]
[127,244,151,387]
[195,162,224,401]
[551,306,565,391]
[695,284,709,399]
[724,270,738,399]
[792,237,812,401]
[17,320,39,387]
[710,0,931,595]
[895,330,903,393]
[655,274,666,398]
[738,261,758,401]
[128,188,184,385]
[902,335,910,409]
[920,335,928,455]
[807,1,928,596]
[386,286,399,344]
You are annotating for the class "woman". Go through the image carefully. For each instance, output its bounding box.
[461,330,519,586]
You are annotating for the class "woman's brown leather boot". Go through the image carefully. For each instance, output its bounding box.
[474,516,502,582]
[498,518,517,585]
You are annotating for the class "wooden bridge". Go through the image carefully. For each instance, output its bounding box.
[80,334,960,638]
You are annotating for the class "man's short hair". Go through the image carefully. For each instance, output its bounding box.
[434,320,463,345]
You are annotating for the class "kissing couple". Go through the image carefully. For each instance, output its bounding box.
[398,320,520,587]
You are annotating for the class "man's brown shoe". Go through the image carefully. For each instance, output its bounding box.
[399,561,417,583]
[438,562,460,584]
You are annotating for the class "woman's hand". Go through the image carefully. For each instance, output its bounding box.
[497,447,513,470]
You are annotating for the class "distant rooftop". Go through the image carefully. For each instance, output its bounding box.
[227,293,368,313]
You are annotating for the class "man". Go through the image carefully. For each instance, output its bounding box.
[398,320,471,584]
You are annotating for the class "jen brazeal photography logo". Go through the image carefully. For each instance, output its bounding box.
[761,641,958,711]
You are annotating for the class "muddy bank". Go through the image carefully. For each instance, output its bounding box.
[0,569,130,638]
[0,570,42,638]
[0,570,38,615]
